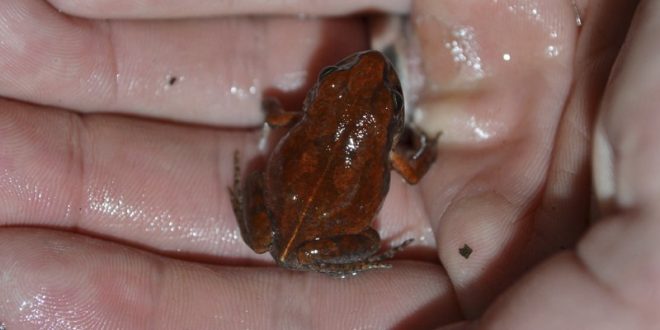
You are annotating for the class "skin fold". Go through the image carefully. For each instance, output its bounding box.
[0,0,657,328]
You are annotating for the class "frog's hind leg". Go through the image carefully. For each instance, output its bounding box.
[366,238,414,263]
[228,151,272,254]
[297,228,412,277]
[317,238,414,278]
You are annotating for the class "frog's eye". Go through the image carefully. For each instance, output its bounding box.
[392,90,404,113]
[319,66,338,80]
[335,54,360,68]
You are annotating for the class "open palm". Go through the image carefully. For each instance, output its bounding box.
[1,0,656,328]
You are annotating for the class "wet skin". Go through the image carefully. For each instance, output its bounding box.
[230,50,438,277]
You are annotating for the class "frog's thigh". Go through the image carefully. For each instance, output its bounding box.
[232,171,272,253]
[296,227,380,265]
[390,127,440,184]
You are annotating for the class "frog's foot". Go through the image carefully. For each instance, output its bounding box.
[366,238,414,263]
[311,238,414,278]
[312,261,392,278]
[391,126,440,184]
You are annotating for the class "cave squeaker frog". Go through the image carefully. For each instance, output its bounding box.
[230,50,438,277]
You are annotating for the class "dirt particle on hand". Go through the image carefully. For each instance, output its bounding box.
[459,244,473,259]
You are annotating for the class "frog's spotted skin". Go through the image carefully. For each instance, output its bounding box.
[230,50,438,277]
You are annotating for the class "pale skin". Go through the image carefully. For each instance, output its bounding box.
[0,0,656,328]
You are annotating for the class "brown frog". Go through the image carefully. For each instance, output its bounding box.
[230,50,438,277]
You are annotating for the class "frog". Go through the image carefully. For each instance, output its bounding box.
[230,50,438,277]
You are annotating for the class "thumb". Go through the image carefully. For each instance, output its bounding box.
[476,1,660,328]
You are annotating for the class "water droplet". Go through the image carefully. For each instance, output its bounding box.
[572,0,583,26]
[444,26,484,77]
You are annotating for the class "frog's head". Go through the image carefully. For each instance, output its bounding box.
[311,50,405,134]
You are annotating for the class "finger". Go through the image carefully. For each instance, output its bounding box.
[47,0,409,19]
[0,0,367,126]
[0,98,246,259]
[411,0,586,316]
[0,228,458,329]
[587,0,660,312]
[593,1,660,213]
[479,0,659,327]
[0,99,436,262]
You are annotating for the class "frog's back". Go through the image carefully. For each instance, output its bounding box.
[265,109,392,258]
[264,50,404,262]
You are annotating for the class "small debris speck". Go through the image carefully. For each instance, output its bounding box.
[0,322,7,330]
[459,244,473,259]
[168,76,178,85]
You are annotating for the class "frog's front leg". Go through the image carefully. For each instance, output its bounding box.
[390,127,441,184]
[229,152,272,253]
[262,97,303,127]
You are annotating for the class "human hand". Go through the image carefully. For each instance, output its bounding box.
[0,0,653,328]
